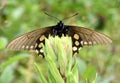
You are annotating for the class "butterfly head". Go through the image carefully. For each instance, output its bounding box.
[56,21,64,29]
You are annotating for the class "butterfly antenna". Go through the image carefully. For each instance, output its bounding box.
[62,13,79,21]
[43,11,60,21]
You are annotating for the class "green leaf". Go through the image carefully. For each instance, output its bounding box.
[45,55,64,83]
[71,59,78,83]
[48,70,57,83]
[34,63,48,83]
[67,72,76,83]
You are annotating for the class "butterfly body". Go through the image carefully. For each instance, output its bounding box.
[52,21,69,37]
[7,21,112,57]
[35,21,76,56]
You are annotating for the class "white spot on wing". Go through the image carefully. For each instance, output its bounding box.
[38,43,43,48]
[79,47,82,50]
[40,35,45,41]
[74,52,77,55]
[89,41,92,45]
[40,49,43,53]
[81,41,83,45]
[35,50,39,54]
[84,41,88,45]
[75,41,79,46]
[26,46,29,49]
[30,46,34,49]
[73,34,79,40]
[73,46,77,51]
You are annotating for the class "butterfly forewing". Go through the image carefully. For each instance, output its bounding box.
[69,25,112,46]
[6,27,53,51]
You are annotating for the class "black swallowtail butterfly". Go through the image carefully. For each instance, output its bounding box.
[6,14,112,57]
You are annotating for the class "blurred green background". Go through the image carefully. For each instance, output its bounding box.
[0,0,120,83]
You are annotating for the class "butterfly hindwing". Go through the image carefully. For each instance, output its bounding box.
[67,28,83,55]
[34,31,52,57]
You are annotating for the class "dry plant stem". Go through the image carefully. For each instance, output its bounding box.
[25,53,35,83]
[58,67,66,83]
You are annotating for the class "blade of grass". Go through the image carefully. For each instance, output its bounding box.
[34,63,48,83]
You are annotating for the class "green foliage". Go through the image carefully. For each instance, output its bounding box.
[34,37,79,83]
[0,37,7,50]
[0,54,28,83]
[0,54,28,69]
[0,66,14,83]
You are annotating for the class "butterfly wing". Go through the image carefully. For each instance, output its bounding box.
[7,24,112,56]
[68,25,112,46]
[6,27,53,51]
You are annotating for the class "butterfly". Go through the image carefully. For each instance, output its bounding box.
[6,19,112,58]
